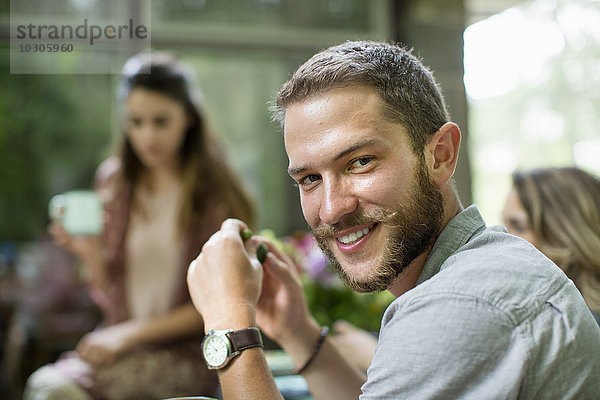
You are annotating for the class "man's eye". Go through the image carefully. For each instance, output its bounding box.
[299,174,321,187]
[129,118,142,127]
[351,156,374,169]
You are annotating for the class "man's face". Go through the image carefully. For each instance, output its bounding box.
[284,85,443,292]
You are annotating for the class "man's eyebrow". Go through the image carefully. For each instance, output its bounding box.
[287,137,383,176]
[334,138,382,161]
[287,165,307,176]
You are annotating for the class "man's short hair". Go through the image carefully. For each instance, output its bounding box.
[273,40,450,154]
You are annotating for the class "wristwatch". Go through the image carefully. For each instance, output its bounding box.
[201,327,263,369]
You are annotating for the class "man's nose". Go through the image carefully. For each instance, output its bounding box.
[319,177,358,226]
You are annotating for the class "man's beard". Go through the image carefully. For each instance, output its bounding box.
[311,159,444,293]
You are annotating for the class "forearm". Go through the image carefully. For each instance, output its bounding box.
[76,303,205,365]
[79,248,107,289]
[186,220,364,399]
[280,318,364,400]
[204,303,283,400]
[208,311,364,400]
[218,348,284,400]
[305,339,365,399]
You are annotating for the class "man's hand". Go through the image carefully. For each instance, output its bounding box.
[186,220,365,400]
[187,218,318,344]
[187,219,264,330]
[255,240,318,344]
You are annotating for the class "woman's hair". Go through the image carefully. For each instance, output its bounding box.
[512,167,600,314]
[273,40,449,155]
[115,52,256,232]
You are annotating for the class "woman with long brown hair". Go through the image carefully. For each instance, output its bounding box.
[503,167,600,325]
[25,52,255,399]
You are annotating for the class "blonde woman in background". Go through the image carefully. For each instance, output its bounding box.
[503,167,600,326]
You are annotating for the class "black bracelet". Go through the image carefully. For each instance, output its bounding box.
[293,326,329,375]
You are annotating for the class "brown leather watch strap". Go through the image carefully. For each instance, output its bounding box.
[228,327,263,352]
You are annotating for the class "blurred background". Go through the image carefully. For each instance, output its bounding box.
[0,0,599,398]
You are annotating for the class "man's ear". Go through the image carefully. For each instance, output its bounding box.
[426,122,461,186]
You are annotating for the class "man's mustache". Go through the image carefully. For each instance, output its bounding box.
[310,208,399,240]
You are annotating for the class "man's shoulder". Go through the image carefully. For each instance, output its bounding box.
[442,226,565,293]
[368,214,600,400]
[398,228,569,323]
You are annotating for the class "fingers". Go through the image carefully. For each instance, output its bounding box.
[48,222,71,247]
[76,339,111,366]
[238,235,301,288]
[48,221,65,238]
[221,218,250,237]
[203,218,255,258]
[198,220,247,261]
[261,248,301,288]
[186,258,205,318]
[258,237,304,274]
[256,238,294,268]
[189,227,264,329]
[187,259,198,281]
[235,224,270,263]
[190,218,258,280]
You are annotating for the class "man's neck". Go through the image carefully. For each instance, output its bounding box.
[387,251,430,297]
[387,190,463,298]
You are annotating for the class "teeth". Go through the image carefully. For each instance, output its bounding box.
[339,227,371,245]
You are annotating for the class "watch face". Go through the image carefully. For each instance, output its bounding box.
[203,334,230,367]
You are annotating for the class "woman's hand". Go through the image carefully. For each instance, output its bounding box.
[48,222,102,264]
[76,321,141,365]
[48,222,106,287]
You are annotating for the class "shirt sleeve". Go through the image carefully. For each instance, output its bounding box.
[360,292,527,400]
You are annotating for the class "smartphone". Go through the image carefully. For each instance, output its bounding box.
[48,190,103,235]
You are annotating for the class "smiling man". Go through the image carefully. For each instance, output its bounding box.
[284,84,451,296]
[187,41,600,399]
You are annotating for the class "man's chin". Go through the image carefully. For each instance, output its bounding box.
[341,274,391,293]
[332,260,393,293]
[316,235,395,292]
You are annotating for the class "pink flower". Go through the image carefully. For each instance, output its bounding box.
[284,232,337,287]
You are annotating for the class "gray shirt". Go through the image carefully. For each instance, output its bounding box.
[361,205,600,399]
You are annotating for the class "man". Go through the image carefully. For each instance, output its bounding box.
[187,41,600,399]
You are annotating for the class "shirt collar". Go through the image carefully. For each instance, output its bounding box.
[416,205,487,285]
